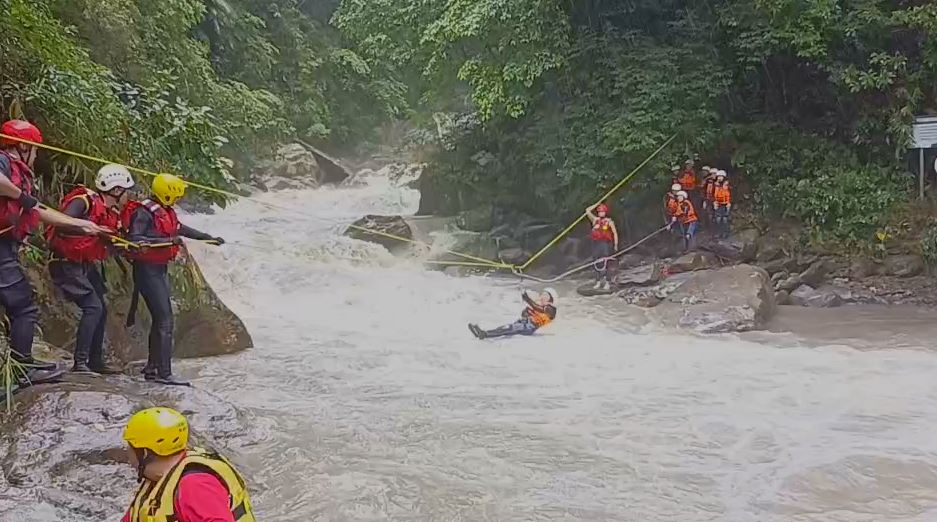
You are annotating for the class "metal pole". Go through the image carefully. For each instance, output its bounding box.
[920,148,926,201]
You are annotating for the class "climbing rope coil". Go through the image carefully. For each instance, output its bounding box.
[0,131,678,281]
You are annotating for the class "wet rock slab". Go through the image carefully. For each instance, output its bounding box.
[650,265,776,333]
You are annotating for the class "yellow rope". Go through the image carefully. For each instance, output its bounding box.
[518,133,677,270]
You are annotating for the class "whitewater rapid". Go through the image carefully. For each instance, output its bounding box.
[181,173,937,521]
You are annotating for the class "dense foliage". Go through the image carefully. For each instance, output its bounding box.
[0,0,405,202]
[337,0,937,244]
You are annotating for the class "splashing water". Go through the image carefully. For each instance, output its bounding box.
[180,177,937,522]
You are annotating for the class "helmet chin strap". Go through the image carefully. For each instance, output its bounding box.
[135,447,153,482]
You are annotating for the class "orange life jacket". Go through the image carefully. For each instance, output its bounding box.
[120,199,181,265]
[526,307,553,328]
[676,199,698,224]
[665,193,679,217]
[713,183,731,206]
[703,177,717,202]
[678,168,697,191]
[0,151,40,241]
[590,217,614,242]
[46,187,119,262]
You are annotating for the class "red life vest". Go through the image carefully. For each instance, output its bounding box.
[46,187,118,262]
[120,199,181,264]
[591,217,614,242]
[0,151,40,241]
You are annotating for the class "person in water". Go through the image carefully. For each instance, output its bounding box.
[122,173,224,386]
[46,164,136,374]
[0,120,110,385]
[121,407,256,522]
[585,202,619,291]
[469,288,558,339]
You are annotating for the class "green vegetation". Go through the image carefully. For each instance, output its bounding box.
[337,0,937,245]
[0,0,405,202]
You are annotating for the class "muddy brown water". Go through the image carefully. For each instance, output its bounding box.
[7,171,937,521]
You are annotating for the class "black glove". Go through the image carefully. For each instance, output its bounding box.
[211,236,225,246]
[18,192,38,210]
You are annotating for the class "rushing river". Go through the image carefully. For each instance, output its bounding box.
[179,173,937,521]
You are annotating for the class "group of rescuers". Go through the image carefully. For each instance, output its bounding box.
[2,121,248,521]
[584,157,733,291]
[0,119,225,388]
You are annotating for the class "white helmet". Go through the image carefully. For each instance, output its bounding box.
[717,170,728,178]
[671,183,682,192]
[677,191,688,199]
[95,164,135,192]
[543,287,559,305]
[702,166,712,172]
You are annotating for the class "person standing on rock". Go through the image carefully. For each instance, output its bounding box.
[0,120,111,385]
[122,173,224,386]
[700,167,716,226]
[678,159,703,221]
[120,407,256,522]
[468,288,558,339]
[712,170,732,239]
[664,183,681,226]
[586,202,619,291]
[670,190,699,252]
[46,164,136,374]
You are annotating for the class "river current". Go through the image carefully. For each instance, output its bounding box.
[175,172,937,521]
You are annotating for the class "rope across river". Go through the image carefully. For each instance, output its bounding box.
[0,131,678,280]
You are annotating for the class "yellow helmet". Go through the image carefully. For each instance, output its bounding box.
[151,173,187,206]
[123,407,189,456]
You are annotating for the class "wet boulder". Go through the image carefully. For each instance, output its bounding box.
[799,259,830,287]
[703,229,758,262]
[668,251,718,274]
[256,143,322,190]
[0,378,262,522]
[651,265,776,333]
[882,255,925,278]
[614,263,663,287]
[345,215,413,253]
[790,284,843,308]
[498,248,528,265]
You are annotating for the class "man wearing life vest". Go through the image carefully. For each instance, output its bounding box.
[121,407,256,522]
[700,166,716,225]
[712,170,732,239]
[0,120,110,385]
[585,202,619,292]
[122,173,224,386]
[664,183,681,224]
[468,288,558,339]
[46,164,135,374]
[669,190,699,252]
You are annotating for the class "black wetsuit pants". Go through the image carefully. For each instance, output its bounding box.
[0,277,39,363]
[50,261,107,367]
[133,262,174,378]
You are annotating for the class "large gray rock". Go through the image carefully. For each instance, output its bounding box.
[345,215,413,252]
[668,251,718,274]
[882,255,925,278]
[703,229,759,262]
[790,284,844,308]
[614,263,663,287]
[261,143,322,190]
[498,248,528,265]
[799,259,830,287]
[0,379,262,522]
[456,206,494,232]
[651,265,776,333]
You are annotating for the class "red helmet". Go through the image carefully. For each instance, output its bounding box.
[1,120,43,146]
[596,203,609,214]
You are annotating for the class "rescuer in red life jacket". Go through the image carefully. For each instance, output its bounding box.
[585,202,619,292]
[46,164,136,374]
[0,120,111,385]
[122,173,224,386]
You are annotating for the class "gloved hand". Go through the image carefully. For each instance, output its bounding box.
[171,236,184,246]
[17,192,38,210]
[211,236,225,246]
